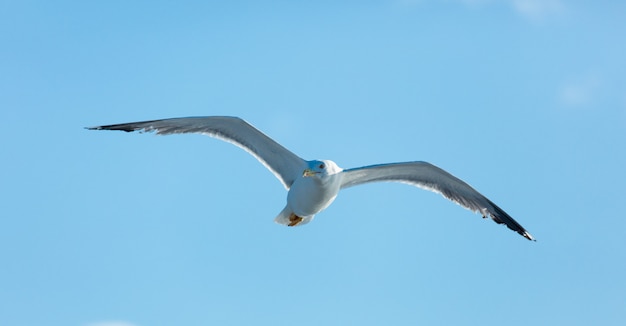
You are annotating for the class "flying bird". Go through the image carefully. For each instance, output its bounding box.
[87,116,534,241]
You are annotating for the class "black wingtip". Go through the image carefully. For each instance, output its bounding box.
[85,124,139,132]
[486,200,535,241]
[522,231,536,242]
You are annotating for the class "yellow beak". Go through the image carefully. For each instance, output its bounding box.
[302,169,317,177]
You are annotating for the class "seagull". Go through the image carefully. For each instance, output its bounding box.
[87,116,535,241]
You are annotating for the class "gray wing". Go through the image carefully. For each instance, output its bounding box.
[340,161,534,241]
[86,116,306,189]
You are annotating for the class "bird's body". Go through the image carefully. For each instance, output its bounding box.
[282,160,342,226]
[87,116,535,241]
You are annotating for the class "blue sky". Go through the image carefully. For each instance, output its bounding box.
[1,1,625,325]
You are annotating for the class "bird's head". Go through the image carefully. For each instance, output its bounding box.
[303,160,341,178]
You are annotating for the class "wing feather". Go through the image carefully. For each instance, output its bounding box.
[86,116,306,189]
[340,161,534,241]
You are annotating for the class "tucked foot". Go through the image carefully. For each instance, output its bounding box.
[288,214,304,227]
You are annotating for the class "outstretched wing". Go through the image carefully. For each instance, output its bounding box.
[340,161,534,241]
[87,116,307,189]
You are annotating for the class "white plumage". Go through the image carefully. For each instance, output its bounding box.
[87,116,534,241]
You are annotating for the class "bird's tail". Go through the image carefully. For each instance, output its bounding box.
[274,206,314,227]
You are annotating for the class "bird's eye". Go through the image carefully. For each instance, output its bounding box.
[319,163,325,169]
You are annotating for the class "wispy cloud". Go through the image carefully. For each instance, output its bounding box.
[85,321,138,326]
[558,75,602,108]
[394,0,566,21]
[511,0,565,21]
